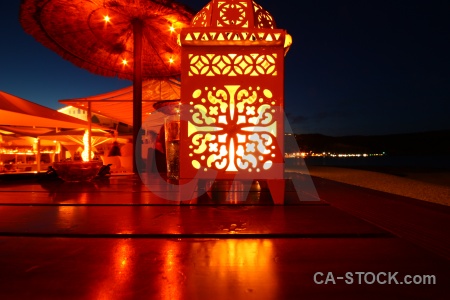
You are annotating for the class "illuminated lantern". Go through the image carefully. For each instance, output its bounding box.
[179,0,292,204]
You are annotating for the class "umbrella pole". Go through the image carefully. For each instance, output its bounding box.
[133,19,143,174]
[36,138,41,172]
[88,102,92,161]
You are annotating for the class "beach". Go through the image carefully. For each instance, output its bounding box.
[288,165,450,206]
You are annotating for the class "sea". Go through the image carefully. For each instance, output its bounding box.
[285,155,450,170]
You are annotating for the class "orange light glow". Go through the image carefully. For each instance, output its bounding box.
[161,242,181,299]
[122,59,128,65]
[93,240,134,299]
[103,15,111,23]
[169,57,174,64]
[169,25,176,33]
[81,130,92,161]
[187,240,277,297]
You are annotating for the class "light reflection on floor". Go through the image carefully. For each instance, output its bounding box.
[75,239,278,299]
[93,239,135,300]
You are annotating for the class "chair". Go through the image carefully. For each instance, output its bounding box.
[4,164,15,172]
[101,156,122,172]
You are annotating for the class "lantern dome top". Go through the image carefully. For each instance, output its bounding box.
[191,0,276,29]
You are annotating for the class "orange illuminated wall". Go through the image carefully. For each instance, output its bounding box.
[179,0,291,203]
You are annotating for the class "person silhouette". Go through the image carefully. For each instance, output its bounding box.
[108,141,121,157]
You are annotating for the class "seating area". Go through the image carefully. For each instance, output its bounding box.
[0,163,52,173]
[101,155,133,173]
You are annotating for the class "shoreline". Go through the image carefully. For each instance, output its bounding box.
[1,166,449,207]
[289,165,450,207]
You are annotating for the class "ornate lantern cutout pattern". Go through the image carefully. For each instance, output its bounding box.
[180,0,291,203]
[187,85,279,174]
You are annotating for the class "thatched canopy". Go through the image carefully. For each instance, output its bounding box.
[20,0,195,172]
[19,0,194,79]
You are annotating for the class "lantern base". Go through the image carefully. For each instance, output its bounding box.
[180,178,286,205]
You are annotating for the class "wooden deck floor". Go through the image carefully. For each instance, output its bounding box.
[0,173,449,299]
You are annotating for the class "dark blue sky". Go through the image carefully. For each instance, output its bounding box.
[1,1,449,136]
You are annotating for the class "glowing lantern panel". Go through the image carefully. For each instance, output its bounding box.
[180,0,291,203]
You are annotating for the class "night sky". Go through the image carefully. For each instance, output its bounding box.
[1,0,449,136]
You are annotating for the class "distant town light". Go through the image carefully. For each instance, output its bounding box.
[284,152,385,158]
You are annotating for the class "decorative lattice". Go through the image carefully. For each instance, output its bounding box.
[216,1,249,27]
[191,1,276,29]
[253,2,276,29]
[182,30,284,43]
[188,53,277,76]
[186,85,279,174]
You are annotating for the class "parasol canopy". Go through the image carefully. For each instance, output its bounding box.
[0,90,99,129]
[19,0,194,79]
[38,128,125,147]
[59,78,181,128]
[0,126,53,138]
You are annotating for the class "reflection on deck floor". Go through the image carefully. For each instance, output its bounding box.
[0,172,449,299]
